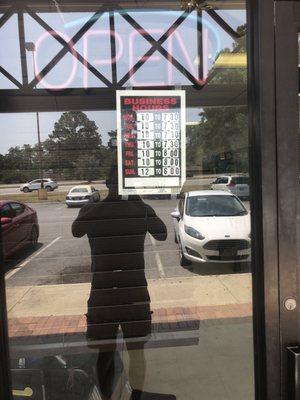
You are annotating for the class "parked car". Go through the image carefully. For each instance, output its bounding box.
[0,201,39,259]
[211,175,250,199]
[20,179,58,192]
[171,190,251,270]
[66,185,100,207]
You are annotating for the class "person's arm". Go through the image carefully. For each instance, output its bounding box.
[72,204,94,238]
[146,205,167,241]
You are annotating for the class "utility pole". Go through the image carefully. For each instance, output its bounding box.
[25,42,47,198]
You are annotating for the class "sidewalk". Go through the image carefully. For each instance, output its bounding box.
[6,274,252,339]
[7,275,254,400]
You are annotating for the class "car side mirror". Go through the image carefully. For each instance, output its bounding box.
[171,211,181,220]
[1,217,12,225]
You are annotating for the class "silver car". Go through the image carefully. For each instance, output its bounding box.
[211,175,250,199]
[20,178,58,192]
[66,185,100,207]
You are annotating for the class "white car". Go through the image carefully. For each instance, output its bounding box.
[66,185,100,207]
[20,178,58,192]
[211,175,250,199]
[171,190,251,270]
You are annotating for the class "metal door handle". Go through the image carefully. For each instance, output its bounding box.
[12,387,33,397]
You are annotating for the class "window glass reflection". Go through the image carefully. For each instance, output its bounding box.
[0,2,254,400]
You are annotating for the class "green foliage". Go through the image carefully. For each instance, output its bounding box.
[1,169,38,184]
[0,145,39,183]
[186,105,248,174]
[43,111,103,178]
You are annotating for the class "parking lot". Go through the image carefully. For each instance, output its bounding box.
[4,199,251,288]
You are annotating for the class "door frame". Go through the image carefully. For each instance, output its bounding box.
[275,2,300,399]
[247,0,279,398]
[248,1,300,399]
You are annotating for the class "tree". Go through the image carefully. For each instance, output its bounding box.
[0,145,39,183]
[43,111,103,180]
[186,106,248,174]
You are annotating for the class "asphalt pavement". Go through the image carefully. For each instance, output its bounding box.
[4,199,250,287]
[4,199,192,286]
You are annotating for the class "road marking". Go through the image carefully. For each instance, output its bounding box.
[5,236,62,280]
[150,235,166,279]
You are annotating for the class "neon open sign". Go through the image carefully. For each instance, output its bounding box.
[27,11,222,90]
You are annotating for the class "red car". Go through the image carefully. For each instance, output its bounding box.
[0,201,39,259]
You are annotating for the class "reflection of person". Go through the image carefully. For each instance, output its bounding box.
[72,167,169,400]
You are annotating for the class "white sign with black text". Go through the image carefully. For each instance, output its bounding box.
[117,90,186,195]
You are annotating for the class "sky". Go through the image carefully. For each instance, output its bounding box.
[0,8,246,154]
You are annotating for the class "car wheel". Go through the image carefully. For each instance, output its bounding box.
[179,240,191,266]
[30,226,38,247]
[45,186,53,191]
[23,187,30,193]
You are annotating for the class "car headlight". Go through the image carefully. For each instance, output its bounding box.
[66,196,70,200]
[84,195,91,199]
[184,225,205,240]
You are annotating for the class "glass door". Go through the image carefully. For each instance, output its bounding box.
[0,1,256,399]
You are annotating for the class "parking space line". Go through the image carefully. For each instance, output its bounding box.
[150,235,166,279]
[5,236,62,281]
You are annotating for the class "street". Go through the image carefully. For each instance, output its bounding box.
[4,199,251,287]
[0,182,107,196]
[0,176,215,196]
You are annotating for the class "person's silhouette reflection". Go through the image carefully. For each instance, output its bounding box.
[72,167,173,400]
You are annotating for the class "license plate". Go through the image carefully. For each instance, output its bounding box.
[220,248,237,260]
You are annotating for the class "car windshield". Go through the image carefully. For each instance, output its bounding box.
[186,195,247,217]
[71,188,89,193]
